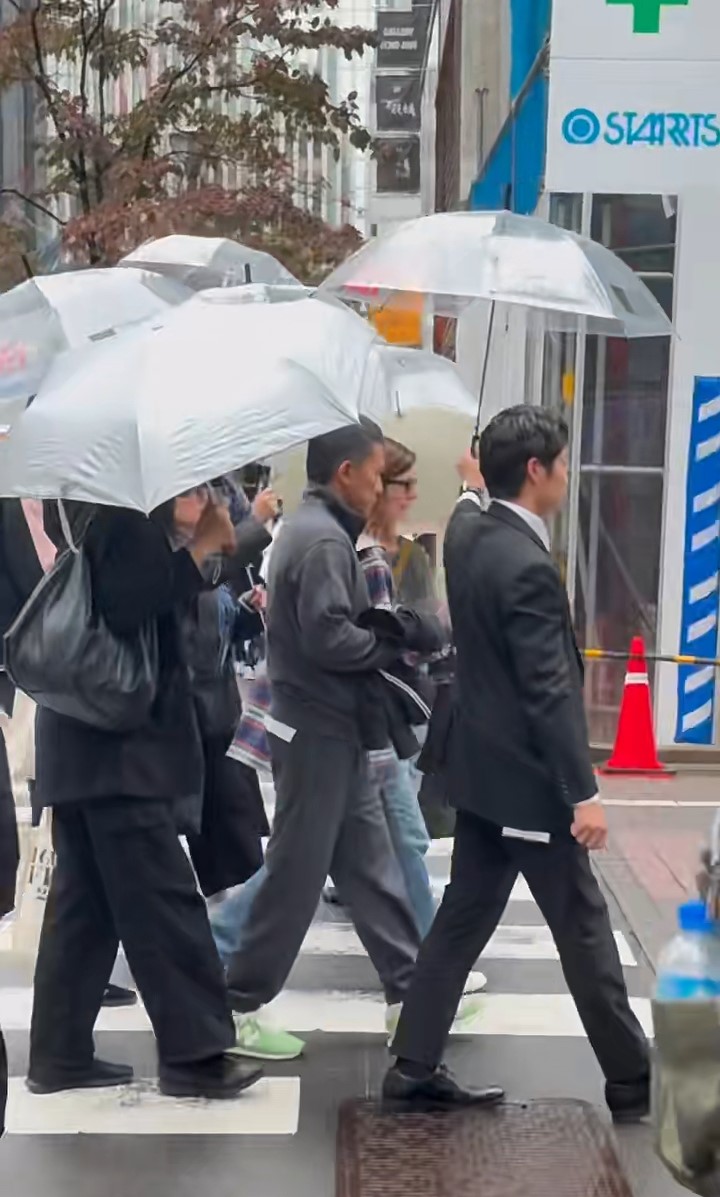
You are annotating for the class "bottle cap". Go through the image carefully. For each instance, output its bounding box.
[679,900,713,933]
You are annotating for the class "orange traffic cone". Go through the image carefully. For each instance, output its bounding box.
[600,636,672,776]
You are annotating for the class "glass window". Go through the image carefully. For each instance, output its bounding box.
[544,193,677,742]
[578,194,676,741]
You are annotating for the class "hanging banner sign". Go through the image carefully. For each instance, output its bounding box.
[375,74,422,133]
[376,12,425,70]
[375,137,421,194]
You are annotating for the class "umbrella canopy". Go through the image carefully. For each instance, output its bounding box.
[0,267,193,439]
[0,295,383,513]
[190,285,476,422]
[320,210,673,339]
[120,235,302,291]
[0,267,192,346]
[370,347,476,421]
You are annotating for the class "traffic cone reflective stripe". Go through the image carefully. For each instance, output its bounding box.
[600,635,672,776]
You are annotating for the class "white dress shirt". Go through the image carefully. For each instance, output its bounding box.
[494,499,550,551]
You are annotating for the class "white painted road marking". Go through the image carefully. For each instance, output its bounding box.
[301,923,636,966]
[264,991,653,1039]
[5,1077,300,1136]
[430,875,535,903]
[0,988,651,1038]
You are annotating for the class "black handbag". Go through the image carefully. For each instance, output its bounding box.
[3,542,158,732]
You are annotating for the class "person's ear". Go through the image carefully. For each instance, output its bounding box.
[335,460,353,487]
[526,457,543,486]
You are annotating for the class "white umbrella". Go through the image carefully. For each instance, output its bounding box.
[120,235,302,291]
[0,267,193,438]
[320,210,673,339]
[0,295,384,513]
[188,285,476,422]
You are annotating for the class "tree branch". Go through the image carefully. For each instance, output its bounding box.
[0,188,66,226]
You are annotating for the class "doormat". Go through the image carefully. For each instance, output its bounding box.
[336,1098,633,1197]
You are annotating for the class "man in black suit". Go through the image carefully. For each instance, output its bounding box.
[384,406,650,1121]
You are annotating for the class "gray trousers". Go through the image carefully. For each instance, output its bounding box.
[226,729,420,1011]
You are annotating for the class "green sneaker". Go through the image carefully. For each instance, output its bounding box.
[230,1013,305,1062]
[453,992,485,1029]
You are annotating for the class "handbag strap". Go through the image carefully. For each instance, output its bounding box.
[57,500,80,556]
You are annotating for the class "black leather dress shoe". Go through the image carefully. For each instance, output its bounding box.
[102,983,138,1008]
[382,1063,505,1110]
[27,1058,134,1095]
[159,1054,263,1100]
[607,1076,651,1124]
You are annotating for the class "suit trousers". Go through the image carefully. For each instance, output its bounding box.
[30,797,235,1075]
[227,728,420,1010]
[0,1026,6,1137]
[392,811,650,1088]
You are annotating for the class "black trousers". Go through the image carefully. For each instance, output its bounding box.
[0,727,18,921]
[392,811,650,1091]
[30,797,235,1075]
[187,742,268,899]
[0,1027,6,1137]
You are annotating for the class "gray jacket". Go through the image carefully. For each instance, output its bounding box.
[266,487,397,741]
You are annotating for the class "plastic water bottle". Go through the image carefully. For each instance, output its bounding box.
[655,900,720,1001]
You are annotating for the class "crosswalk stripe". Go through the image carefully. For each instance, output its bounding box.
[0,986,652,1039]
[5,1077,300,1136]
[301,923,637,966]
[430,875,534,902]
[264,991,654,1038]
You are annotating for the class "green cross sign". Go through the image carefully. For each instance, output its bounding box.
[606,0,689,34]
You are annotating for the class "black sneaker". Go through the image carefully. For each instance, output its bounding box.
[159,1054,264,1100]
[607,1076,651,1124]
[102,983,138,1008]
[382,1063,504,1110]
[27,1058,134,1095]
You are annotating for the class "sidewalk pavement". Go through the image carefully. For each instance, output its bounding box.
[595,773,719,968]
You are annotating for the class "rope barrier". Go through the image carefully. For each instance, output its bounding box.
[583,649,720,668]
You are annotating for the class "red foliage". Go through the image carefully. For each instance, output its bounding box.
[0,0,374,283]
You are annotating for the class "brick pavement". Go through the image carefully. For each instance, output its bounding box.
[595,773,720,967]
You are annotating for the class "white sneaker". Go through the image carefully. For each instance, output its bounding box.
[385,983,486,1046]
[464,971,487,994]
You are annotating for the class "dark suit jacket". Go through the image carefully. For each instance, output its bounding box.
[443,500,596,836]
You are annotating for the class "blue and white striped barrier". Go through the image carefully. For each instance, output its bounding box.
[676,377,720,743]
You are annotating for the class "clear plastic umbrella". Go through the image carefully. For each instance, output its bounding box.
[0,267,192,343]
[120,235,303,291]
[368,347,476,421]
[0,267,193,437]
[0,295,383,513]
[320,209,673,339]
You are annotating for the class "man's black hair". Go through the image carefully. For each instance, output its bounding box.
[480,405,569,500]
[306,418,384,486]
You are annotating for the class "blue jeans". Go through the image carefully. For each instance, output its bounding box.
[373,753,435,939]
[211,865,267,965]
